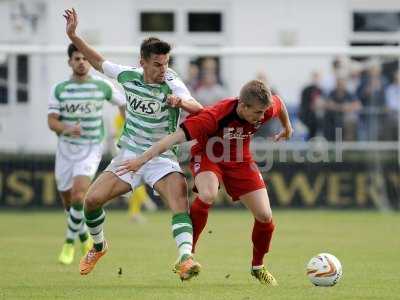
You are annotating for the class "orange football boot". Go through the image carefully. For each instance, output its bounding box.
[79,241,108,275]
[173,254,201,281]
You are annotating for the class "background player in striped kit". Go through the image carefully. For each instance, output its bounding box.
[48,43,126,265]
[64,8,203,281]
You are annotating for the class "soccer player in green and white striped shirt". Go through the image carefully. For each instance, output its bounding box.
[64,8,203,281]
[48,43,126,265]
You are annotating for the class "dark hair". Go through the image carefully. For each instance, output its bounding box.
[67,43,79,59]
[332,57,341,69]
[239,80,272,106]
[140,37,171,60]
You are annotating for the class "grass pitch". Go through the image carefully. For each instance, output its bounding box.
[0,209,399,300]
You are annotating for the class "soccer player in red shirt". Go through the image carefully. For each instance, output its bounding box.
[116,80,293,285]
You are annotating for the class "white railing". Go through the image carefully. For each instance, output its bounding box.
[0,45,400,56]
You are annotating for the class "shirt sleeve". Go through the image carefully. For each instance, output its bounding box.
[102,60,132,80]
[48,84,60,115]
[110,88,126,106]
[101,78,126,106]
[165,68,193,101]
[271,95,283,117]
[180,109,218,141]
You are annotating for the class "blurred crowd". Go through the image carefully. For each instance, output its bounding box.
[298,58,400,142]
[185,57,227,107]
[185,56,400,142]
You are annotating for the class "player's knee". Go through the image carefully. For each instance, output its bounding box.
[199,188,218,204]
[255,210,273,223]
[71,189,85,202]
[84,191,103,211]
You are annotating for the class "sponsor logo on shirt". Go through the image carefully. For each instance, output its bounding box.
[60,102,97,114]
[126,92,161,116]
[223,127,253,140]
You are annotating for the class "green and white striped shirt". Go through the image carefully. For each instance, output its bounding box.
[48,75,125,145]
[102,61,193,159]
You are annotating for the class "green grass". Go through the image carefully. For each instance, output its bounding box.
[0,210,399,300]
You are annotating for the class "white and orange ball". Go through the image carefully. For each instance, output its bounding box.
[306,253,343,286]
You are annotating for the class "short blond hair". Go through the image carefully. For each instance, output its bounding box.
[239,80,272,106]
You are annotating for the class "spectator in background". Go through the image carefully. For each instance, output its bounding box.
[185,60,200,93]
[256,71,279,95]
[200,57,218,75]
[384,71,400,140]
[347,61,363,96]
[321,56,347,96]
[324,77,361,141]
[298,71,323,140]
[357,63,387,140]
[194,71,227,106]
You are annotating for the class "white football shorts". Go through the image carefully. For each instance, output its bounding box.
[55,139,102,191]
[105,148,183,190]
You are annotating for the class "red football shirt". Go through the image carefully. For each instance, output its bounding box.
[180,95,283,162]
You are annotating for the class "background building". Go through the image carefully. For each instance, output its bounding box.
[1,0,399,152]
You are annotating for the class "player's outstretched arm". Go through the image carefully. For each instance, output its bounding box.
[167,95,203,114]
[180,98,203,114]
[64,8,105,72]
[274,99,293,141]
[116,129,187,175]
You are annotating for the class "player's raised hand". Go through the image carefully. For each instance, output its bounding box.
[115,159,144,176]
[63,8,78,38]
[167,95,183,108]
[273,126,293,142]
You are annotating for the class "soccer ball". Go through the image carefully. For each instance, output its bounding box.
[306,253,342,286]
